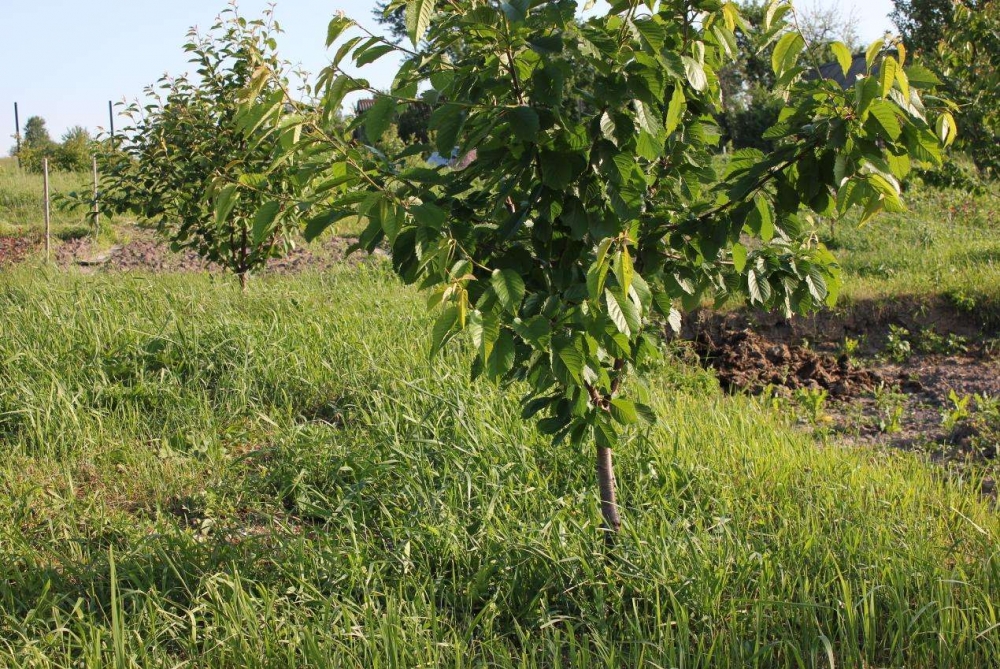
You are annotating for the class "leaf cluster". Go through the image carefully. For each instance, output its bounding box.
[243,0,951,450]
[94,7,310,284]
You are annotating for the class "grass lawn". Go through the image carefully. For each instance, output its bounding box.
[829,182,1000,327]
[1,265,998,667]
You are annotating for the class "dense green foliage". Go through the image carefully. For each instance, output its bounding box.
[244,0,952,530]
[12,117,96,174]
[0,266,998,667]
[890,0,980,51]
[95,8,305,287]
[933,2,999,176]
[890,0,998,176]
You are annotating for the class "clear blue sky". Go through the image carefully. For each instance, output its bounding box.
[1,0,895,149]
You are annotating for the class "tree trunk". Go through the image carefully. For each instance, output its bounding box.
[596,445,621,537]
[238,271,249,293]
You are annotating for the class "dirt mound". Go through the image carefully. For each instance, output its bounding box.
[694,327,882,397]
[0,236,35,266]
[684,307,999,483]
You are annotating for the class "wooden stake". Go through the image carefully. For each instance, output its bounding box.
[108,101,115,147]
[92,156,100,238]
[14,103,22,170]
[43,158,51,263]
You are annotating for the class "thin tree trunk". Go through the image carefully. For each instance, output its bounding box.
[596,445,621,537]
[238,271,249,293]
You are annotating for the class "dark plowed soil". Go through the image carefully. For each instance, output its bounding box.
[0,236,35,266]
[684,306,1000,489]
[693,327,882,397]
[53,229,377,274]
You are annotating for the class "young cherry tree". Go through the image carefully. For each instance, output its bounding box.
[96,6,307,290]
[244,0,950,535]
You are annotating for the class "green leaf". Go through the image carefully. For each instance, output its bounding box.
[214,185,240,226]
[304,209,350,241]
[512,315,550,347]
[405,0,435,47]
[869,101,901,140]
[410,202,447,229]
[587,259,611,301]
[865,39,884,71]
[665,84,685,135]
[683,57,707,91]
[747,268,764,304]
[879,56,898,98]
[509,106,540,142]
[365,96,396,141]
[771,32,804,77]
[555,338,585,381]
[605,289,640,338]
[751,195,775,242]
[633,100,662,137]
[429,104,465,155]
[326,15,355,46]
[606,289,630,337]
[487,329,516,377]
[430,305,459,358]
[491,269,526,314]
[667,307,682,334]
[594,418,617,449]
[251,200,281,246]
[355,44,396,67]
[904,64,941,88]
[731,242,747,273]
[831,41,852,78]
[600,112,617,143]
[501,0,529,23]
[635,132,662,160]
[936,112,957,147]
[610,398,638,425]
[615,246,633,295]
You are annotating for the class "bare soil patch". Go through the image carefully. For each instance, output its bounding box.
[682,303,999,484]
[0,236,36,266]
[53,228,379,274]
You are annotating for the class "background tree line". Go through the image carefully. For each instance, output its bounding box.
[9,116,97,173]
[372,0,997,170]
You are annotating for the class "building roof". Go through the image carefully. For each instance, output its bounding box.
[355,98,377,114]
[812,49,898,89]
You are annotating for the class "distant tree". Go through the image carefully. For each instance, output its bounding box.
[397,102,431,144]
[94,6,307,290]
[17,116,59,173]
[54,126,94,172]
[22,117,53,149]
[934,1,999,176]
[372,1,407,43]
[890,0,979,51]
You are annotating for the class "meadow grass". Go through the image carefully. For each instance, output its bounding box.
[0,157,125,243]
[1,263,998,667]
[829,182,1000,327]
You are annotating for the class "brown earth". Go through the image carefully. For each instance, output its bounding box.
[691,327,882,397]
[0,236,35,266]
[682,306,999,498]
[53,228,379,274]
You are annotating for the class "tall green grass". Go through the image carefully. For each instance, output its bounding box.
[0,157,103,239]
[1,264,998,667]
[829,183,1000,326]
